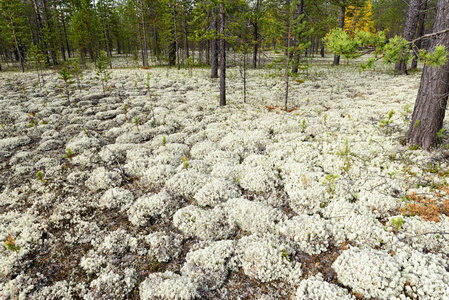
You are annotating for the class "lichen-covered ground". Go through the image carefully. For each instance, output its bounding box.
[1,56,449,300]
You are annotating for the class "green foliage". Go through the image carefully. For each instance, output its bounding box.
[94,50,112,95]
[379,109,395,134]
[419,45,448,67]
[437,128,446,140]
[63,148,73,160]
[162,136,166,146]
[71,58,84,91]
[390,217,404,231]
[301,119,306,132]
[59,65,75,103]
[182,156,189,169]
[325,29,448,70]
[27,43,46,89]
[36,170,44,181]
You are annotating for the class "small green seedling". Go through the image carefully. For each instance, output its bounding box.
[301,119,306,132]
[36,170,44,182]
[182,156,189,169]
[162,136,166,146]
[379,109,395,134]
[280,249,290,261]
[437,128,446,140]
[4,235,21,265]
[63,148,73,160]
[391,217,404,231]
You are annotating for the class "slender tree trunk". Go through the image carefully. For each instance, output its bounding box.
[395,0,421,74]
[139,0,148,67]
[7,13,24,72]
[411,0,428,69]
[320,39,325,57]
[285,12,291,111]
[61,14,71,58]
[175,14,180,70]
[211,7,218,78]
[42,0,57,65]
[333,6,345,65]
[168,41,176,67]
[243,51,247,102]
[206,40,210,65]
[291,0,304,74]
[219,4,226,106]
[183,15,189,60]
[252,21,258,69]
[407,0,449,149]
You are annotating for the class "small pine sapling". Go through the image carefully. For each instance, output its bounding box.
[27,43,46,90]
[71,58,84,91]
[59,66,75,104]
[94,51,112,96]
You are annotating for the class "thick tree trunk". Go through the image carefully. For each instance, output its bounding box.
[411,0,427,69]
[211,7,218,78]
[333,7,345,65]
[407,0,449,150]
[395,0,421,74]
[219,4,226,106]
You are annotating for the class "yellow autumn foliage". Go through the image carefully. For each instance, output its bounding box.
[344,0,375,37]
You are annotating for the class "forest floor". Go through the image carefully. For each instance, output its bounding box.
[0,55,449,300]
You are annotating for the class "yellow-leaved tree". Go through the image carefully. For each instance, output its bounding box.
[344,0,375,37]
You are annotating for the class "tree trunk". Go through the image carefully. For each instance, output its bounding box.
[168,41,176,67]
[291,0,304,74]
[333,6,345,65]
[411,0,427,69]
[407,0,449,150]
[252,20,258,69]
[206,40,210,65]
[211,7,218,78]
[139,0,148,67]
[219,4,226,106]
[320,39,325,57]
[395,0,421,75]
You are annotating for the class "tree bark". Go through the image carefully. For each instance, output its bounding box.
[411,0,427,69]
[252,20,258,69]
[333,6,345,65]
[139,0,148,67]
[61,12,71,58]
[395,0,421,74]
[219,4,226,106]
[291,0,304,74]
[211,7,218,78]
[407,0,449,150]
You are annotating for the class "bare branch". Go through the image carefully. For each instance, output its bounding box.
[410,28,449,45]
